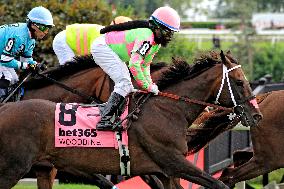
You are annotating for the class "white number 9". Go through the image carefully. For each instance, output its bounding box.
[5,39,14,52]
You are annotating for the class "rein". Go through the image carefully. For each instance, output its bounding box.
[36,73,103,104]
[158,92,232,111]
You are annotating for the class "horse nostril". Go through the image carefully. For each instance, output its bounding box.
[253,114,263,123]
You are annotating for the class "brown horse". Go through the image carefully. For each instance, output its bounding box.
[20,56,167,189]
[0,51,261,189]
[218,90,284,187]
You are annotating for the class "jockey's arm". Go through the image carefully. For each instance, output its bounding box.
[142,45,160,84]
[0,39,36,70]
[129,40,152,90]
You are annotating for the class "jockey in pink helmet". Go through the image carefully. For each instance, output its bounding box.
[91,6,180,130]
[149,6,180,47]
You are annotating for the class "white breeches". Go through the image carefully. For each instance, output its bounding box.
[91,35,134,97]
[52,30,75,65]
[0,66,18,85]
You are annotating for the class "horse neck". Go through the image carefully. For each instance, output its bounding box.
[140,65,222,130]
[23,68,110,103]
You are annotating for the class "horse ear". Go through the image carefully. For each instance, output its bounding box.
[172,57,177,64]
[220,50,225,62]
[220,50,230,66]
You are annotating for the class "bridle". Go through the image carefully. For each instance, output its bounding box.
[214,64,242,106]
[214,64,256,118]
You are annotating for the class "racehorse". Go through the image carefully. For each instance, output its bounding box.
[20,56,167,189]
[218,90,284,187]
[0,51,261,189]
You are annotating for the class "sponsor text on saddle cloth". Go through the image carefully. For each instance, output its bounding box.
[55,103,128,148]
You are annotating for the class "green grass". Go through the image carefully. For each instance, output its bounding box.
[245,168,284,188]
[12,183,99,189]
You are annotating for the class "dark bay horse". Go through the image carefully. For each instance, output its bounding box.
[20,56,167,189]
[0,51,261,189]
[218,90,284,187]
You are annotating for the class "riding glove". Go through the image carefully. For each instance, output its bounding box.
[27,62,39,73]
[149,83,159,95]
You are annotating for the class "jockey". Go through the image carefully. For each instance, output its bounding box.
[52,16,132,65]
[91,6,180,130]
[0,6,54,98]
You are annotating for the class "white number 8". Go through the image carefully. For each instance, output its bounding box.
[139,43,150,55]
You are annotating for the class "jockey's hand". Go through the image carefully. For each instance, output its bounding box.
[27,62,40,74]
[148,83,159,95]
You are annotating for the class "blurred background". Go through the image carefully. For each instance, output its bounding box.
[2,0,284,82]
[2,1,284,188]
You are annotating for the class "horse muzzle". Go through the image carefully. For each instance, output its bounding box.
[234,105,262,127]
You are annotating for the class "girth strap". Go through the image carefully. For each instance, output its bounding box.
[115,131,130,176]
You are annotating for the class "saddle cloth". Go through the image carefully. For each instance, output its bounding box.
[55,103,128,148]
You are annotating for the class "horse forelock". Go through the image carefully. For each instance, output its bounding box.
[157,53,220,90]
[24,55,98,89]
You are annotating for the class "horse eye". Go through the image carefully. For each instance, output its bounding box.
[236,80,244,86]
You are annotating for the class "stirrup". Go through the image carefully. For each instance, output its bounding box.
[96,123,113,131]
[96,116,114,131]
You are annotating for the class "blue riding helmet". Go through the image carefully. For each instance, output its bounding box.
[27,6,54,26]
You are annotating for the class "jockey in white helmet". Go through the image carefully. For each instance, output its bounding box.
[0,6,54,100]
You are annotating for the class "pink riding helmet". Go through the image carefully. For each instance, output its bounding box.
[150,6,180,32]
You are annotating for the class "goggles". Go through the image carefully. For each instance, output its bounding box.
[152,19,174,37]
[160,27,174,37]
[34,23,51,32]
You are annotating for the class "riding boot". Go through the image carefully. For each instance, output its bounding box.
[96,92,125,131]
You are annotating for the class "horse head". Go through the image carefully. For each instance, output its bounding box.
[210,50,262,127]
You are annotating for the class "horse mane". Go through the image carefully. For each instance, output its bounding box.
[157,51,221,89]
[24,55,98,89]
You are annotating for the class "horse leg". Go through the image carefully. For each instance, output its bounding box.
[155,174,177,189]
[157,176,183,189]
[219,157,269,187]
[140,175,164,189]
[90,174,115,189]
[56,167,114,189]
[232,149,253,167]
[163,154,229,189]
[172,178,183,189]
[33,163,57,189]
[0,156,33,189]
